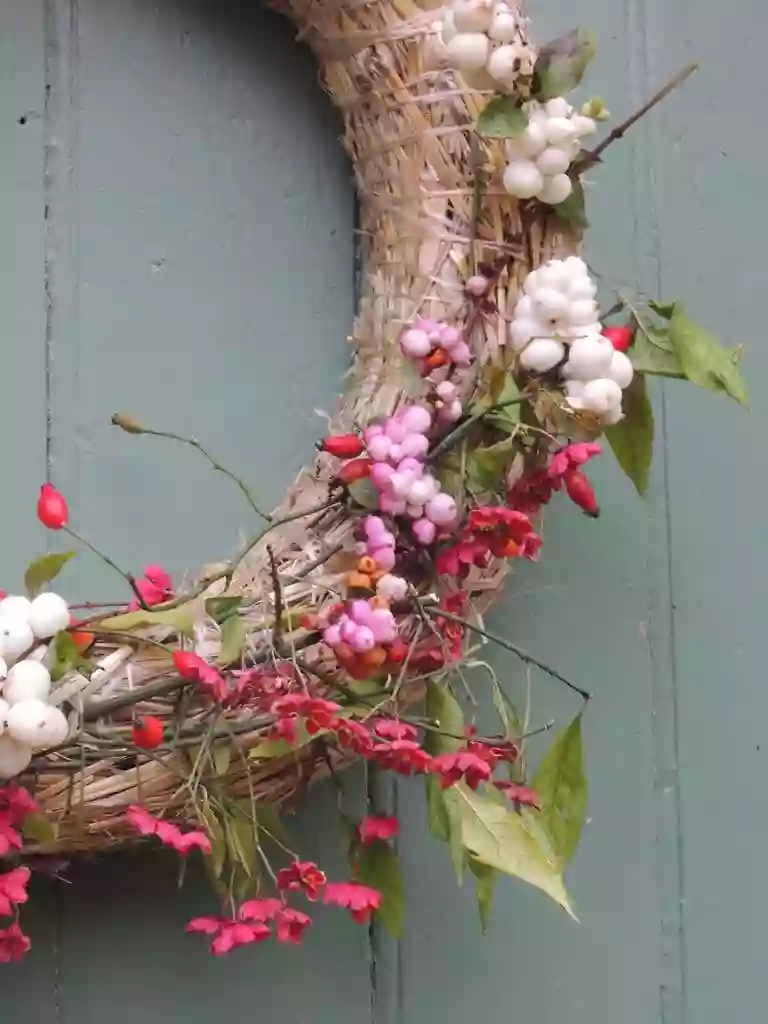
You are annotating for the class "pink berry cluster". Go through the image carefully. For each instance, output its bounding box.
[322,598,398,654]
[364,407,459,544]
[400,317,473,370]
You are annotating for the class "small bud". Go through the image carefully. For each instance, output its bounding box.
[466,274,489,297]
[581,98,610,122]
[111,412,146,434]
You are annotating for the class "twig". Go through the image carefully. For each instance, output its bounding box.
[112,417,270,522]
[579,60,699,171]
[424,607,591,703]
[63,527,149,609]
[267,546,285,653]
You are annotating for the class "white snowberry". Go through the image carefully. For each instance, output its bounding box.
[580,378,624,415]
[0,596,32,620]
[0,735,32,778]
[568,298,601,326]
[0,659,7,682]
[533,287,570,320]
[0,698,8,734]
[568,275,597,301]
[446,32,490,72]
[488,10,518,43]
[503,160,544,199]
[453,0,495,34]
[3,659,52,705]
[607,349,635,389]
[545,117,577,145]
[509,317,541,351]
[28,592,70,639]
[519,338,566,373]
[571,114,598,137]
[544,97,572,119]
[535,147,572,177]
[0,614,34,661]
[487,45,518,85]
[6,699,49,747]
[517,120,548,158]
[601,404,624,426]
[537,174,573,206]
[441,10,458,44]
[34,706,69,749]
[564,335,615,380]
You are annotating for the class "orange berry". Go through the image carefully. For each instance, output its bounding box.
[335,642,355,664]
[361,646,387,669]
[345,571,372,591]
[357,556,377,575]
[70,629,95,651]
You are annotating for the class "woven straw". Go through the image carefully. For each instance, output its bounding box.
[28,0,578,853]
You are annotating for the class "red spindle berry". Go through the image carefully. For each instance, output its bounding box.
[564,469,600,518]
[319,434,365,458]
[602,325,633,352]
[335,458,372,485]
[131,716,165,749]
[36,484,69,530]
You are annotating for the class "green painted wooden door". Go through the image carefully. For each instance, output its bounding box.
[1,1,765,1021]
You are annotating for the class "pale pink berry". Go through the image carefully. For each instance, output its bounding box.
[408,478,435,505]
[451,342,472,366]
[414,318,442,338]
[368,609,397,644]
[466,274,489,297]
[364,516,387,539]
[397,457,424,478]
[400,406,432,435]
[348,625,375,653]
[426,493,458,526]
[401,328,432,358]
[363,424,383,445]
[389,472,415,498]
[385,419,407,443]
[399,433,429,460]
[371,463,395,490]
[349,599,373,626]
[389,444,403,462]
[439,400,463,423]
[375,530,396,549]
[437,325,461,351]
[370,546,396,571]
[407,503,425,519]
[378,494,406,516]
[340,616,358,644]
[413,518,438,545]
[368,434,392,462]
[436,381,458,402]
[324,623,342,648]
[376,574,409,602]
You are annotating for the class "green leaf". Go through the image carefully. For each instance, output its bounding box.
[648,299,677,320]
[667,305,748,405]
[629,325,685,378]
[534,27,598,101]
[551,179,589,228]
[444,784,575,917]
[248,721,314,760]
[24,552,76,598]
[200,797,227,879]
[532,713,588,870]
[347,478,380,510]
[476,96,527,139]
[49,630,88,682]
[469,437,516,491]
[356,839,405,938]
[491,679,523,743]
[21,812,58,847]
[425,679,464,754]
[468,858,497,934]
[205,596,243,624]
[99,603,196,637]
[217,615,247,666]
[605,373,655,495]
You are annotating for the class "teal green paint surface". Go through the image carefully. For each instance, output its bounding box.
[1,0,765,1021]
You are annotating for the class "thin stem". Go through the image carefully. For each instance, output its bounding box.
[116,421,270,522]
[63,527,148,608]
[424,606,591,703]
[428,394,527,463]
[267,546,285,653]
[579,61,699,171]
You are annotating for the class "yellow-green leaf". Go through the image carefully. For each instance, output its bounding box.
[532,713,588,869]
[217,615,247,666]
[99,604,196,637]
[667,305,748,405]
[212,741,232,776]
[605,373,655,495]
[24,552,76,598]
[445,784,575,917]
[356,839,405,939]
[21,812,58,847]
[468,857,496,934]
[424,679,465,876]
[534,27,597,101]
[205,596,243,624]
[49,630,88,682]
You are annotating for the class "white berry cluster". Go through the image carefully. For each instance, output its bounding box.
[442,0,535,93]
[0,593,72,778]
[502,98,596,206]
[510,256,634,424]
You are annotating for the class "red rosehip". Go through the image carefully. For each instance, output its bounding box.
[37,483,69,530]
[602,325,633,352]
[564,469,600,518]
[131,716,164,749]
[319,434,365,458]
[335,458,372,485]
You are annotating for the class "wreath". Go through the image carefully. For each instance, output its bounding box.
[0,0,745,962]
